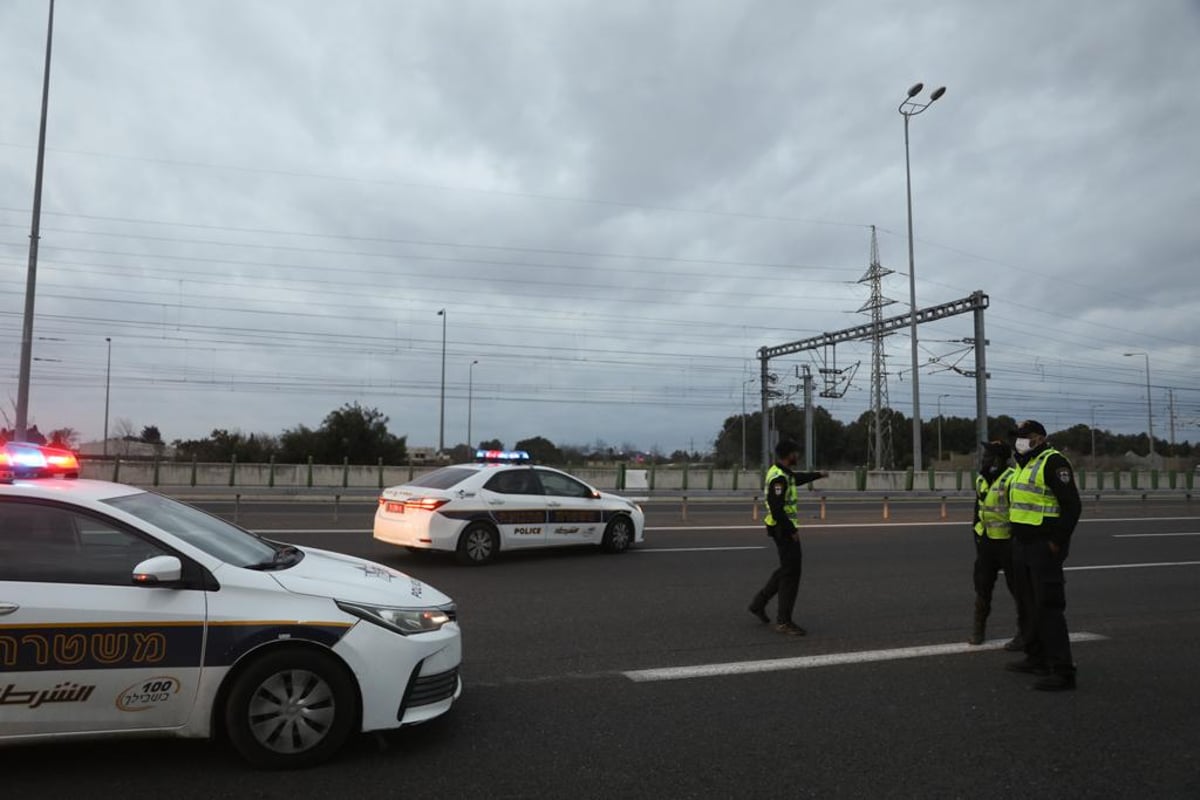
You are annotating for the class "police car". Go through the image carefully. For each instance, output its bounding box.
[0,442,461,769]
[374,450,645,565]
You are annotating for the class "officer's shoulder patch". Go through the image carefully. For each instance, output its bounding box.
[1056,467,1072,484]
[772,483,785,496]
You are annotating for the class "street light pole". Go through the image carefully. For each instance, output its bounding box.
[1124,351,1154,462]
[741,376,756,469]
[468,359,479,451]
[437,309,446,455]
[937,393,950,463]
[1089,402,1103,468]
[103,337,111,456]
[15,0,56,440]
[898,82,946,470]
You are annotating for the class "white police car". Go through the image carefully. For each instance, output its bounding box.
[374,450,645,565]
[0,442,461,768]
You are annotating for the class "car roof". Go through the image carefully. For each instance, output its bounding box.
[0,477,146,504]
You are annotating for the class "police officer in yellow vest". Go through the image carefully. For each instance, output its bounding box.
[969,440,1025,648]
[1003,420,1082,691]
[748,439,827,636]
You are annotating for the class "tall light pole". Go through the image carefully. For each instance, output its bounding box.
[103,337,112,456]
[15,0,56,440]
[936,393,945,462]
[741,376,756,469]
[1089,402,1103,468]
[1123,351,1154,462]
[898,81,946,470]
[437,309,446,455]
[467,359,479,451]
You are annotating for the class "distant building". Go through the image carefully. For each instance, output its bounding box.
[408,446,448,465]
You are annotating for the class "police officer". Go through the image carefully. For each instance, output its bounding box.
[1004,420,1082,691]
[748,439,827,636]
[969,440,1024,649]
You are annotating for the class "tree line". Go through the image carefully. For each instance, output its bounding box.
[47,399,1194,469]
[711,404,1196,469]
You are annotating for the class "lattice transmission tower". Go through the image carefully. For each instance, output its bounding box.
[858,226,896,470]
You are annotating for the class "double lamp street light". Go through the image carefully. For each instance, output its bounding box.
[898,81,946,470]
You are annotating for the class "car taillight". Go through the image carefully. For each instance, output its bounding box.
[406,497,450,512]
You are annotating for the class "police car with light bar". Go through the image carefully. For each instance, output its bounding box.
[374,450,645,565]
[0,442,461,768]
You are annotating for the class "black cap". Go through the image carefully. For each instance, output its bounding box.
[775,439,800,459]
[981,440,1010,459]
[1012,419,1047,437]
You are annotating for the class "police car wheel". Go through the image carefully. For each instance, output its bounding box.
[601,515,634,553]
[224,648,358,769]
[456,522,499,565]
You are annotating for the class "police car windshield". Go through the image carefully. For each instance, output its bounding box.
[103,491,277,567]
[407,467,476,490]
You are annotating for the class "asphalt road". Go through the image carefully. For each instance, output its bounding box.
[5,498,1199,798]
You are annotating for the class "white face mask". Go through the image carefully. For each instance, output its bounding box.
[1014,437,1033,454]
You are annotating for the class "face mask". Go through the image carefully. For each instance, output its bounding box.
[1014,438,1033,455]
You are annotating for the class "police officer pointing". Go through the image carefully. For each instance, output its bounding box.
[748,439,827,636]
[1004,420,1082,691]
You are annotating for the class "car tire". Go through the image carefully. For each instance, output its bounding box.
[456,522,499,565]
[223,648,358,770]
[601,515,635,554]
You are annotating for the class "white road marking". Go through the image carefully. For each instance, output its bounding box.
[1112,532,1200,538]
[649,522,963,531]
[1066,560,1200,572]
[254,529,371,534]
[255,518,1200,536]
[649,515,1200,532]
[637,546,765,553]
[621,632,1108,683]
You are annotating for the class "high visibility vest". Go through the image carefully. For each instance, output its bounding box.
[974,467,1015,539]
[763,464,798,527]
[1008,448,1065,526]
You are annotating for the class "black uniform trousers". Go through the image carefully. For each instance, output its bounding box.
[973,535,1022,623]
[1011,536,1074,674]
[753,526,804,625]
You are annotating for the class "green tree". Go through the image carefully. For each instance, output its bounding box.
[175,429,279,462]
[313,403,407,465]
[48,427,80,449]
[515,436,563,464]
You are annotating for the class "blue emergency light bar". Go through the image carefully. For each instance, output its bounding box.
[474,449,530,463]
[0,442,81,483]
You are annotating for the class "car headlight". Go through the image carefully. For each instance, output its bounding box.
[336,600,456,635]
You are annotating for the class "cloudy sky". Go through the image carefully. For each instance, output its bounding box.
[1,0,1197,456]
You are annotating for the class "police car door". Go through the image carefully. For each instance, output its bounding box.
[535,468,606,544]
[480,468,548,549]
[0,500,207,737]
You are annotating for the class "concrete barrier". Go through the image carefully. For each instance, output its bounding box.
[75,460,1198,498]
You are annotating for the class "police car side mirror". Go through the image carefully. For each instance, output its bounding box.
[132,555,183,587]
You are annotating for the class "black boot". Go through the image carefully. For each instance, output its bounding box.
[968,597,990,645]
[748,592,770,624]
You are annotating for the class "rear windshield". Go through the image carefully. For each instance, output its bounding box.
[407,467,476,489]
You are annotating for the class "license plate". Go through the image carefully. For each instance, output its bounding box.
[385,502,405,514]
